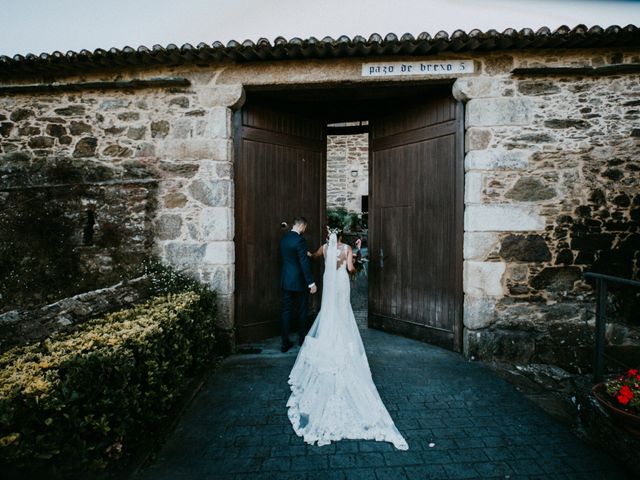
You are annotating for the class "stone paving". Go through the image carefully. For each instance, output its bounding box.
[134,329,632,480]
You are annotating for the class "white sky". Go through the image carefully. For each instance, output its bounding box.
[0,0,639,57]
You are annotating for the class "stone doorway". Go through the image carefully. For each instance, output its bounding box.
[234,82,463,350]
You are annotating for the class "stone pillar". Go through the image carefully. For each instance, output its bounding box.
[453,76,545,358]
[155,84,244,351]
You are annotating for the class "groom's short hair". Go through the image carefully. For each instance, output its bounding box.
[293,216,308,226]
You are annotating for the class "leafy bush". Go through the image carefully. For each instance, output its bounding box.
[327,207,349,230]
[136,256,217,308]
[137,257,232,354]
[326,208,367,232]
[0,290,216,476]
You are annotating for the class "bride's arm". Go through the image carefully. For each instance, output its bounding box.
[346,246,356,273]
[308,245,324,259]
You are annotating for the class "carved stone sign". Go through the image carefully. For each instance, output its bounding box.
[362,60,474,77]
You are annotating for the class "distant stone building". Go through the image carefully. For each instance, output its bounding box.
[0,25,638,367]
[327,132,368,213]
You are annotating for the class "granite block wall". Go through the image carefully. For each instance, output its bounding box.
[0,81,244,347]
[455,51,640,370]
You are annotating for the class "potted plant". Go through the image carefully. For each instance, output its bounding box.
[592,368,640,436]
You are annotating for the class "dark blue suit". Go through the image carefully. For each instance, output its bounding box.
[280,230,314,345]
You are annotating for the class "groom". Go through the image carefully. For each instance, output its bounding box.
[280,216,317,352]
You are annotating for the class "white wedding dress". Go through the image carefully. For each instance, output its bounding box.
[287,233,409,450]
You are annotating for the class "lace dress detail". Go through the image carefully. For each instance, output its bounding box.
[287,235,409,450]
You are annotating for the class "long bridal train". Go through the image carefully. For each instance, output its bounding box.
[286,234,408,450]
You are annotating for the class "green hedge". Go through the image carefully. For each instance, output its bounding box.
[0,290,216,476]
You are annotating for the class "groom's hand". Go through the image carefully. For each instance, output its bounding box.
[309,283,317,294]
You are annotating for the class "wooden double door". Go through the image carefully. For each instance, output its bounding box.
[235,93,463,351]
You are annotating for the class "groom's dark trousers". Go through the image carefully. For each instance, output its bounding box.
[280,230,314,346]
[281,290,309,345]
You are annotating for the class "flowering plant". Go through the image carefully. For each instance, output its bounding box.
[603,368,640,413]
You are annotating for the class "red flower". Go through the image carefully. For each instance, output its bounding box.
[618,394,631,405]
[619,385,634,400]
[628,369,638,377]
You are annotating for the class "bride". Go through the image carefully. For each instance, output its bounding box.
[286,229,409,450]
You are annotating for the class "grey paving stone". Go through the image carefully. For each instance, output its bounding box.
[404,464,448,479]
[329,453,359,469]
[447,447,489,463]
[420,449,454,465]
[213,455,263,474]
[536,455,575,474]
[133,329,631,480]
[479,435,509,448]
[355,452,386,468]
[420,438,455,450]
[382,451,425,466]
[235,472,299,480]
[508,458,545,475]
[306,470,348,480]
[307,443,337,455]
[334,440,360,453]
[507,444,542,460]
[564,473,613,480]
[260,456,291,472]
[342,469,379,480]
[232,434,262,447]
[358,441,395,453]
[483,447,515,461]
[290,453,329,471]
[453,436,485,448]
[271,444,306,457]
[442,462,480,479]
[472,460,514,477]
[374,467,410,479]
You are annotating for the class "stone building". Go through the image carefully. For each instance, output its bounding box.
[0,25,638,369]
[327,131,369,212]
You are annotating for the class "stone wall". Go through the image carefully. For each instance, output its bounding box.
[0,81,244,346]
[455,51,640,370]
[0,276,150,353]
[326,133,368,212]
[1,48,639,363]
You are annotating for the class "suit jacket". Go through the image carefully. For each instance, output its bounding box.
[280,230,314,291]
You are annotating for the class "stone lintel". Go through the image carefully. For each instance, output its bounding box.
[452,77,502,101]
[197,85,245,109]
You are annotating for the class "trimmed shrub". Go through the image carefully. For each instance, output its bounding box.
[0,290,216,476]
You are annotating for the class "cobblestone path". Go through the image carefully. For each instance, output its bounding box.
[134,329,631,480]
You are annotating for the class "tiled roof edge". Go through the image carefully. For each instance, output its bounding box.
[1,24,638,78]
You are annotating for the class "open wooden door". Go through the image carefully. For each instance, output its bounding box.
[369,95,464,352]
[234,101,325,344]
